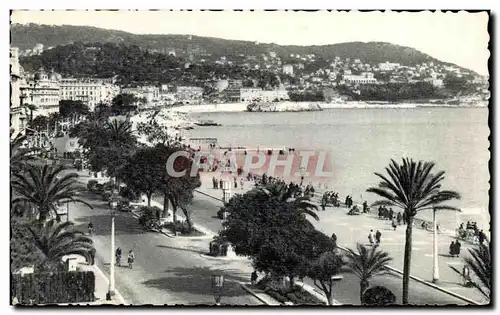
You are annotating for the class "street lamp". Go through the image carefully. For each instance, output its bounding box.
[432,207,439,283]
[106,197,118,301]
[211,273,225,305]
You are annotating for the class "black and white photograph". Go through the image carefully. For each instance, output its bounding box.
[8,9,491,307]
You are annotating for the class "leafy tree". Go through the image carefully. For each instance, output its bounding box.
[26,219,95,265]
[450,244,491,301]
[30,115,49,132]
[119,147,165,206]
[362,286,396,306]
[156,145,201,229]
[367,158,460,304]
[12,164,92,222]
[111,93,138,115]
[11,221,47,272]
[59,100,89,126]
[308,250,346,305]
[345,243,393,303]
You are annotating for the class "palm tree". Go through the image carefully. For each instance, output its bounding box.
[345,243,393,304]
[11,164,92,222]
[105,119,136,147]
[450,244,490,302]
[258,182,319,221]
[10,135,32,176]
[367,158,461,304]
[27,219,95,265]
[23,103,37,123]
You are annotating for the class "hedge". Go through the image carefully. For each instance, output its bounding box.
[11,271,95,305]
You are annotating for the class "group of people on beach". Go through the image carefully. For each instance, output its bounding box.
[457,221,487,245]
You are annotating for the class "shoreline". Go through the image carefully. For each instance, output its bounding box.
[168,101,487,113]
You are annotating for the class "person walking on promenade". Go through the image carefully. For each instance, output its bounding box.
[479,230,486,244]
[389,208,394,220]
[449,241,456,257]
[251,271,258,286]
[397,212,402,225]
[455,240,462,257]
[212,176,217,189]
[368,229,375,246]
[331,233,337,247]
[375,230,382,246]
[219,178,223,189]
[345,196,350,208]
[363,201,369,213]
[391,218,397,231]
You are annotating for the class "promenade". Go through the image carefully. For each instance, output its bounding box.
[193,172,486,305]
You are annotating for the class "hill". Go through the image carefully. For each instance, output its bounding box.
[11,23,452,67]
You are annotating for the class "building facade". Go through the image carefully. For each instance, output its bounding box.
[283,64,294,75]
[176,86,204,104]
[10,47,27,138]
[343,72,378,84]
[378,61,401,71]
[23,68,61,117]
[60,78,119,111]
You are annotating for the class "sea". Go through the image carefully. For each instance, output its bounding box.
[184,107,490,232]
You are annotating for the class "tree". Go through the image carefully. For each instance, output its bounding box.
[26,219,95,265]
[258,181,319,221]
[345,243,393,303]
[119,147,164,206]
[59,100,89,127]
[12,164,92,222]
[362,286,396,306]
[23,103,37,123]
[157,145,201,229]
[308,250,346,305]
[366,158,461,304]
[30,115,49,132]
[450,244,491,301]
[111,93,138,115]
[11,221,47,272]
[10,135,32,177]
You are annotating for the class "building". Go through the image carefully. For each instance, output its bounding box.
[121,86,160,104]
[24,68,61,117]
[176,86,204,104]
[60,78,119,111]
[379,61,401,71]
[283,64,294,75]
[10,47,27,138]
[228,88,289,102]
[269,51,277,58]
[343,72,378,84]
[215,80,229,92]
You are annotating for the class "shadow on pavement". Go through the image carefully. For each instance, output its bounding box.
[71,213,147,236]
[156,244,206,255]
[142,266,250,298]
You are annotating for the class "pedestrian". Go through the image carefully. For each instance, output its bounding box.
[478,230,486,245]
[455,240,462,257]
[219,179,223,189]
[345,196,350,208]
[234,177,238,188]
[363,201,368,213]
[368,229,375,246]
[449,241,456,257]
[391,218,397,231]
[375,230,382,245]
[397,212,402,225]
[251,271,258,286]
[331,233,337,247]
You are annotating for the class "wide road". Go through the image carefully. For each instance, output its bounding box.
[70,189,261,306]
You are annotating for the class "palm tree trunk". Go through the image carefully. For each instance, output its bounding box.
[162,189,169,218]
[402,215,414,304]
[360,280,369,304]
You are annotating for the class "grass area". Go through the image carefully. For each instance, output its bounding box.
[163,221,205,237]
[254,279,324,305]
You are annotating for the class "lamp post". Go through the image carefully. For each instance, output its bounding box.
[211,273,224,305]
[106,196,118,301]
[432,207,439,283]
[222,180,231,204]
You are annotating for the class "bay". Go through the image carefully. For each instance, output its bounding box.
[184,107,490,231]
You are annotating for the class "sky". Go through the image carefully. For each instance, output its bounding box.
[11,10,490,75]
